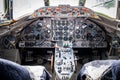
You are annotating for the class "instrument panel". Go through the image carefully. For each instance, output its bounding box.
[19,17,107,48]
[17,5,107,48]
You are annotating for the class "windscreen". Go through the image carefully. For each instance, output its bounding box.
[49,0,79,6]
[13,0,45,20]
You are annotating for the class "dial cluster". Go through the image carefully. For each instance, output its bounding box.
[18,16,107,48]
[52,19,74,41]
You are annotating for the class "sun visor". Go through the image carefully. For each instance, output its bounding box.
[13,0,45,20]
[49,0,79,6]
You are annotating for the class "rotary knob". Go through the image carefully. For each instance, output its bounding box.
[56,59,63,65]
[64,26,68,30]
[76,29,80,34]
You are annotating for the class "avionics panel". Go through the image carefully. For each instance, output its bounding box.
[17,5,107,48]
[18,17,107,48]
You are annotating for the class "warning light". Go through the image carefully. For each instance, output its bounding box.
[74,8,79,11]
[82,7,90,13]
[56,8,61,11]
[47,8,52,11]
[39,9,44,13]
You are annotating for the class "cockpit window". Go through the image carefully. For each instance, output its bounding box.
[49,0,80,6]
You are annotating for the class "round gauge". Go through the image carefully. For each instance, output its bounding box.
[93,34,103,41]
[46,35,50,38]
[64,31,68,36]
[37,22,42,28]
[59,26,63,30]
[75,29,80,34]
[59,32,63,36]
[53,37,58,40]
[87,33,93,41]
[76,26,79,29]
[21,26,32,40]
[69,36,73,41]
[88,24,94,28]
[27,33,35,40]
[55,32,59,36]
[54,25,59,30]
[63,37,68,41]
[35,25,42,32]
[70,31,73,35]
[55,31,63,36]
[76,35,80,39]
[46,24,51,28]
[59,37,62,40]
[2,35,16,49]
[69,20,74,26]
[42,29,51,39]
[69,25,74,30]
[64,26,68,30]
[46,29,51,34]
